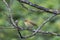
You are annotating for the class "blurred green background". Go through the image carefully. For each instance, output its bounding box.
[0,0,60,40]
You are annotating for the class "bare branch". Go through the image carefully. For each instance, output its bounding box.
[32,30,60,36]
[22,14,56,38]
[20,3,43,12]
[17,0,60,14]
[0,26,60,36]
[3,0,23,39]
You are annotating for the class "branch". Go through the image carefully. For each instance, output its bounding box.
[20,3,43,12]
[32,30,60,36]
[17,0,60,14]
[3,0,23,39]
[21,14,56,38]
[0,26,60,36]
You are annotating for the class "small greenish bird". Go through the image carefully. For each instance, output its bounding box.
[24,20,38,29]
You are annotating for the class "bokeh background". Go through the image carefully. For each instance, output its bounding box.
[0,0,60,40]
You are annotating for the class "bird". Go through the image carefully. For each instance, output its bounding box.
[24,19,38,29]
